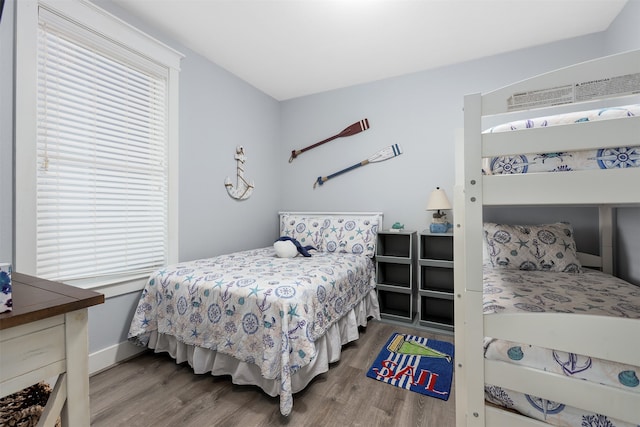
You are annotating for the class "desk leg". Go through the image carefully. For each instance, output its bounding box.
[62,308,90,427]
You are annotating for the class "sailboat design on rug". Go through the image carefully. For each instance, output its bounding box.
[366,333,454,400]
[386,333,452,363]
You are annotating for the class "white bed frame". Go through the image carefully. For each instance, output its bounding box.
[454,50,640,426]
[278,211,384,227]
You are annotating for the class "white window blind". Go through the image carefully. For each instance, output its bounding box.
[36,19,169,282]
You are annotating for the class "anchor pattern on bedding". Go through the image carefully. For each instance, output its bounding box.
[483,222,582,273]
[485,385,635,427]
[483,266,640,426]
[128,247,376,416]
[483,104,640,175]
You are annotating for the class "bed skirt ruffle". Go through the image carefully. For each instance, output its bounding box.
[146,288,380,414]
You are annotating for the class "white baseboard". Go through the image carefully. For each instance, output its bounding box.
[89,340,146,375]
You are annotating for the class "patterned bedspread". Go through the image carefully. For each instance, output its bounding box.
[483,104,640,174]
[128,247,376,415]
[483,266,640,426]
[483,266,640,318]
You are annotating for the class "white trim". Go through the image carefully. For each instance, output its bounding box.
[278,211,384,216]
[167,66,180,265]
[278,211,384,227]
[89,340,146,375]
[15,0,39,274]
[78,276,147,299]
[15,0,181,280]
[39,0,184,69]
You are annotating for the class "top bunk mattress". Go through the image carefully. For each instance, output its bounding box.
[482,104,640,175]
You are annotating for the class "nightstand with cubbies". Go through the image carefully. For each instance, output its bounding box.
[418,231,454,332]
[375,230,416,322]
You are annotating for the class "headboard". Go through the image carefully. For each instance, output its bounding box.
[278,212,383,257]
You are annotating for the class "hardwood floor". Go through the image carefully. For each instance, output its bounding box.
[89,320,456,426]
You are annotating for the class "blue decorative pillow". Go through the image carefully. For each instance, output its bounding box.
[483,222,582,273]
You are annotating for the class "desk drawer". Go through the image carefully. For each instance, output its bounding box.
[1,320,65,386]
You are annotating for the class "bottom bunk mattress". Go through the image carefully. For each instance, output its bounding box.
[482,266,640,426]
[128,247,380,416]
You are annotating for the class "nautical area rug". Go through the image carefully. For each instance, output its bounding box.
[366,333,454,400]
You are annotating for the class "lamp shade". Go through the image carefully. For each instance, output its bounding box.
[426,187,452,211]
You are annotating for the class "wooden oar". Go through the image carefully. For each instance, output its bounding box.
[289,119,370,162]
[313,144,403,188]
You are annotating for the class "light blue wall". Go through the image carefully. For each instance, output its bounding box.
[174,43,281,262]
[279,0,640,284]
[279,36,607,234]
[604,0,640,284]
[604,0,640,54]
[2,0,639,356]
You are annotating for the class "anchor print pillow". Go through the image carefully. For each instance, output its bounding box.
[483,222,582,273]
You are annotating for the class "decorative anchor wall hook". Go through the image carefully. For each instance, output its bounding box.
[224,146,255,200]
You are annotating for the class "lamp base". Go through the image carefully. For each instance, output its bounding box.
[430,222,452,233]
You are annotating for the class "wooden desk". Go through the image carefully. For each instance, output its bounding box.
[0,273,104,426]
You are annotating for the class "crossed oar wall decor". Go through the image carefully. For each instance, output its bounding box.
[289,118,404,189]
[314,144,403,188]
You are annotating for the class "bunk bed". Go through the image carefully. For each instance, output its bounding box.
[454,50,640,426]
[128,212,382,417]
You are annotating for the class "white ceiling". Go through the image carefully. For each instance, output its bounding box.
[110,0,627,101]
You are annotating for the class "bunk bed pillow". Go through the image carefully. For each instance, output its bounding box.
[483,222,582,273]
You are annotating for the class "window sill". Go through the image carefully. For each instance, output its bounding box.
[67,274,148,299]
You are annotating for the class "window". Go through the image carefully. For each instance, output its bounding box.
[16,0,182,295]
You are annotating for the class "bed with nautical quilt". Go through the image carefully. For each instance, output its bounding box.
[482,264,640,426]
[128,212,382,416]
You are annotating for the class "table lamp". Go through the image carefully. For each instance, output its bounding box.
[426,187,452,233]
